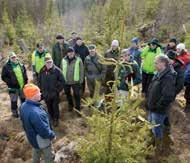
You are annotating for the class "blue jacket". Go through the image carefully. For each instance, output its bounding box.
[129,47,142,67]
[184,63,190,86]
[20,100,55,149]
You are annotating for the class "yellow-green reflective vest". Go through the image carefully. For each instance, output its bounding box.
[32,51,47,73]
[62,57,80,82]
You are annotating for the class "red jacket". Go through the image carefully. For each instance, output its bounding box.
[176,51,190,69]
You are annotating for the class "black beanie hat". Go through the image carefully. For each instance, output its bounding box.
[56,34,64,40]
[67,47,75,53]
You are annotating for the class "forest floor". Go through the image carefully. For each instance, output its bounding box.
[0,62,190,163]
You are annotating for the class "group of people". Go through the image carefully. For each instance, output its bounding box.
[1,32,190,162]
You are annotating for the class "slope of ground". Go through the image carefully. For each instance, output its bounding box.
[0,64,190,162]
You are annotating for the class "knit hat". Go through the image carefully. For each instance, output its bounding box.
[56,34,64,40]
[169,37,177,44]
[166,50,177,60]
[67,47,75,53]
[45,53,52,62]
[131,37,140,44]
[177,43,186,51]
[111,40,119,47]
[9,51,17,58]
[88,44,96,50]
[23,84,40,99]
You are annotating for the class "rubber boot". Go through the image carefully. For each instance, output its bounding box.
[11,101,19,118]
[53,119,59,127]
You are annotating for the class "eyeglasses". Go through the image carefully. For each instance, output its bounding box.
[10,56,17,59]
[46,61,53,64]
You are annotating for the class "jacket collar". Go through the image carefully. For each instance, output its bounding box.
[154,67,172,80]
[25,100,41,106]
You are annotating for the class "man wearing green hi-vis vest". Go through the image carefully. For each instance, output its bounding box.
[1,52,28,118]
[31,43,49,82]
[61,47,84,112]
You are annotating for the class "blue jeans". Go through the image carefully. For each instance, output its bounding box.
[148,112,166,139]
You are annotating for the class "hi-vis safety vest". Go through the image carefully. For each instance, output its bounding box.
[62,57,81,82]
[32,51,48,73]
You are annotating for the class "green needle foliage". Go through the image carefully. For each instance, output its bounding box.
[77,56,154,163]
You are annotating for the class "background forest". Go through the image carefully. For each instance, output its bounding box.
[0,0,190,54]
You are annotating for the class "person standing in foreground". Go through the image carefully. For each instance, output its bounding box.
[20,84,55,163]
[147,55,176,148]
[38,54,65,127]
[61,47,84,112]
[1,52,28,117]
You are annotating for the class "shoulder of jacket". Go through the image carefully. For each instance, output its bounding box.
[54,66,62,73]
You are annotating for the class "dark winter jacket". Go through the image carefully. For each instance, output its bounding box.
[20,100,55,149]
[184,63,190,86]
[164,45,176,54]
[172,60,184,95]
[1,60,28,92]
[104,49,120,81]
[118,60,142,91]
[129,47,142,67]
[84,54,106,82]
[147,67,176,114]
[74,43,89,63]
[52,42,69,68]
[38,65,65,99]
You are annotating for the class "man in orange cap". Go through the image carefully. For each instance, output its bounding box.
[20,83,55,163]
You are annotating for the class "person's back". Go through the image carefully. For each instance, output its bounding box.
[20,100,53,148]
[20,84,55,163]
